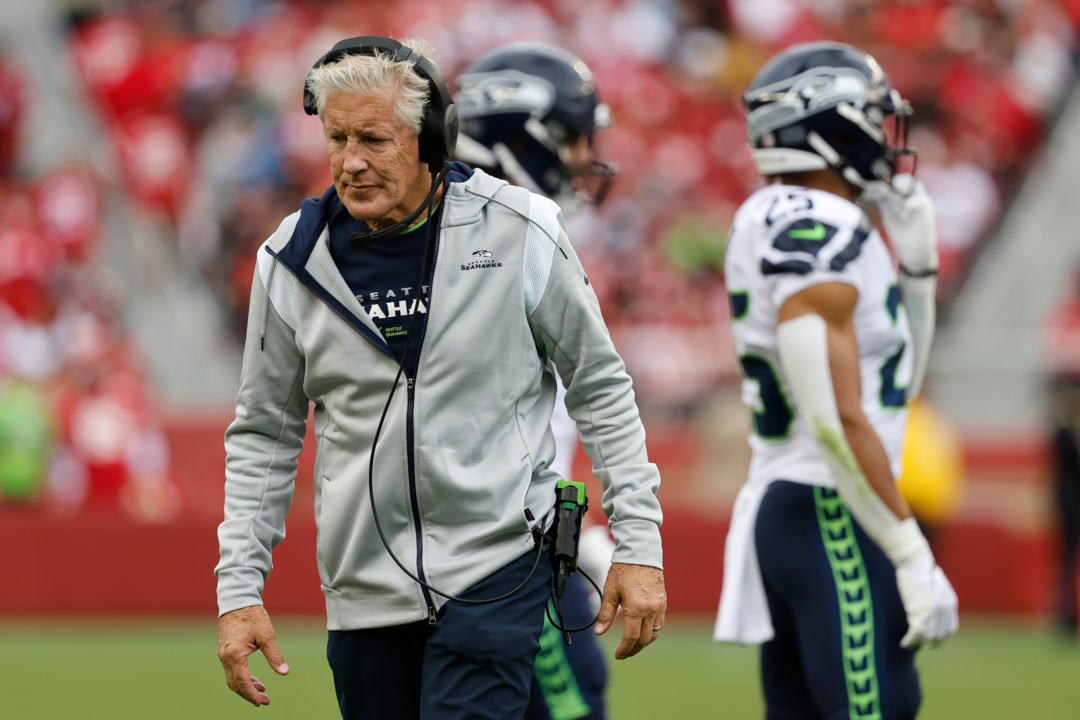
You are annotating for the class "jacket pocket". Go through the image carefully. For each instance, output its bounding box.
[513,403,536,534]
[317,476,342,586]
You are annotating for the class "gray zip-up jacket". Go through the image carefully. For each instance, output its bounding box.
[215,167,662,630]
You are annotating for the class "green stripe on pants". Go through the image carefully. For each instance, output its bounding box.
[534,609,592,720]
[814,486,882,720]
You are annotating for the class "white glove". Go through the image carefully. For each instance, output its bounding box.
[895,548,959,648]
[877,174,939,274]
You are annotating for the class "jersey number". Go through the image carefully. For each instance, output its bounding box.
[741,344,908,439]
[879,344,907,409]
[740,355,793,439]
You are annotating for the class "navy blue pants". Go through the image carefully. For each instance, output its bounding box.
[326,548,552,720]
[524,572,607,720]
[755,481,921,720]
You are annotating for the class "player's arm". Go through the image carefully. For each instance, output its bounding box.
[780,283,910,518]
[216,246,305,706]
[878,175,938,398]
[777,283,958,648]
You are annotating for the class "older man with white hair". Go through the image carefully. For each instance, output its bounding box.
[214,36,666,720]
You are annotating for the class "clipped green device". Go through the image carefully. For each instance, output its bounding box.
[551,480,588,598]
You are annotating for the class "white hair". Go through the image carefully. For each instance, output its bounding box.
[307,37,437,134]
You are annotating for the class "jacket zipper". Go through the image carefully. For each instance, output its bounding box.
[406,374,437,623]
[406,202,444,624]
[267,199,444,625]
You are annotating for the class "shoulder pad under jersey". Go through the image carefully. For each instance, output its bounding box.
[755,186,871,277]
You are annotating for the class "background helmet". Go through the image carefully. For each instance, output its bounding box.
[453,42,616,213]
[744,42,914,189]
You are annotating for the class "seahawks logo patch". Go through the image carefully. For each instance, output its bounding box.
[772,218,839,256]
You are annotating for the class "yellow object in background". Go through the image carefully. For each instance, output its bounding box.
[898,398,965,524]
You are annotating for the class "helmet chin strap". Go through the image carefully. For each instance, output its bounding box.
[459,135,568,204]
[805,131,866,188]
[492,142,546,195]
[804,130,916,203]
[454,132,499,168]
[481,141,585,216]
[524,118,564,155]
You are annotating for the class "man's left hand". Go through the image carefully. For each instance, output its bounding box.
[593,563,667,660]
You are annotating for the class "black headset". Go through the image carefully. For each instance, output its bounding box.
[303,36,458,168]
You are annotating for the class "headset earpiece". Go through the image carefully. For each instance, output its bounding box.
[410,55,459,167]
[303,36,458,167]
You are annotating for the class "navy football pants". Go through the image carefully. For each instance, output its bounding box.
[524,572,608,720]
[755,481,921,720]
[326,548,551,720]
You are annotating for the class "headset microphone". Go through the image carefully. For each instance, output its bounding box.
[350,169,446,247]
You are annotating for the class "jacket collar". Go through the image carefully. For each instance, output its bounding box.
[274,163,506,275]
[267,163,504,354]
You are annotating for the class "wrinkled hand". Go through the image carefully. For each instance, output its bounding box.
[895,551,959,649]
[593,563,667,660]
[218,605,290,706]
[877,174,938,274]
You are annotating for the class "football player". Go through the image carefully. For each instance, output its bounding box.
[454,42,618,720]
[713,42,959,719]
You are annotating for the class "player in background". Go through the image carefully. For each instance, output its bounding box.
[454,43,617,720]
[713,42,959,719]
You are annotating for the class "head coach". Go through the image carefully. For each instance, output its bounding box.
[214,36,665,719]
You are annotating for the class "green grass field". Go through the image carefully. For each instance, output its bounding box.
[1,617,1077,718]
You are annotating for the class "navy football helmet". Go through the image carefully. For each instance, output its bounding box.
[744,42,915,193]
[453,43,616,214]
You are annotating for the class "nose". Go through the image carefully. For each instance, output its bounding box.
[342,137,369,176]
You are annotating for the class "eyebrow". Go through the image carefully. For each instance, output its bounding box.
[325,121,394,136]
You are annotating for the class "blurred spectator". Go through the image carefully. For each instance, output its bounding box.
[0,379,52,503]
[62,0,1080,415]
[0,45,176,520]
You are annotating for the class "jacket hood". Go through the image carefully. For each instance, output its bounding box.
[269,163,507,261]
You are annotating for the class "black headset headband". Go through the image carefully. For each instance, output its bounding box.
[303,36,458,167]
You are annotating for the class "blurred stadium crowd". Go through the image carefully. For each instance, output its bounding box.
[0,0,1077,518]
[0,55,174,519]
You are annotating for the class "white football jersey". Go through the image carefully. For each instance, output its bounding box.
[725,183,913,488]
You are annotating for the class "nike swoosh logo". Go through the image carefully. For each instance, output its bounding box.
[788,222,827,241]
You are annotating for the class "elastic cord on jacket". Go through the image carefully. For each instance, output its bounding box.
[464,187,568,259]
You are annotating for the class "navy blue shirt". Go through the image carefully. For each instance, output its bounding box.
[327,163,473,368]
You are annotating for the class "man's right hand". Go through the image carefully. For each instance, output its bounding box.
[218,605,290,706]
[894,550,959,649]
